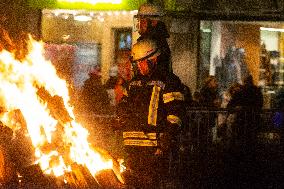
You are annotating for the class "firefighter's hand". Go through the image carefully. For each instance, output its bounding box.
[154,148,163,156]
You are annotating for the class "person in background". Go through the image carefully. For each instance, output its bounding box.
[260,43,272,85]
[117,39,186,188]
[80,66,111,115]
[135,2,172,73]
[217,82,242,144]
[227,75,263,111]
[135,1,193,107]
[191,91,201,107]
[227,75,263,152]
[273,88,284,128]
[272,88,284,147]
[199,76,220,149]
[183,85,193,107]
[105,66,119,107]
[224,75,263,186]
[114,76,127,105]
[105,65,129,107]
[199,75,220,108]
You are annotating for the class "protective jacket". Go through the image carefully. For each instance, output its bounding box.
[117,68,186,155]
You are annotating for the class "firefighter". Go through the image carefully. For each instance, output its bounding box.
[134,2,172,73]
[134,2,194,106]
[117,39,186,188]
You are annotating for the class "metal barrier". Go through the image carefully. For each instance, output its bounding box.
[177,108,284,189]
[182,108,283,150]
[78,110,284,188]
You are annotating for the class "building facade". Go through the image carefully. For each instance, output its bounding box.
[3,0,284,108]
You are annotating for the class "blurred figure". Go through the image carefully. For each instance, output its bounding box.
[272,88,284,145]
[114,76,127,105]
[135,2,172,72]
[222,46,249,90]
[227,75,263,110]
[105,66,129,107]
[227,75,263,152]
[200,75,220,108]
[135,2,193,109]
[183,85,193,107]
[80,66,111,115]
[105,66,119,107]
[217,83,242,143]
[190,91,201,107]
[260,43,272,85]
[273,88,284,129]
[199,76,220,149]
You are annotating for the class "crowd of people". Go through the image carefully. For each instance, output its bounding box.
[190,74,264,143]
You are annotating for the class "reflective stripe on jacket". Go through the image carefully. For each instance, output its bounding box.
[118,71,186,148]
[123,131,158,147]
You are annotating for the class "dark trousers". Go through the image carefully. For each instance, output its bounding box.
[123,148,170,189]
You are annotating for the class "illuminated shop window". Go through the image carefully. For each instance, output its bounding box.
[199,21,284,108]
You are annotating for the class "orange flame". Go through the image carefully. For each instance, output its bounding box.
[0,36,113,177]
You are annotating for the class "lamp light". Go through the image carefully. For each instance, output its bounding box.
[74,15,92,22]
[260,27,284,32]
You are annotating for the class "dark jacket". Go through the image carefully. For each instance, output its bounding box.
[199,87,219,108]
[227,82,263,143]
[117,67,186,154]
[81,75,110,114]
[227,84,263,110]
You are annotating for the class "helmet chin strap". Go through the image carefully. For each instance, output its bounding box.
[131,61,139,77]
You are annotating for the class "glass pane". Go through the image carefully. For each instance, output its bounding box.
[118,32,131,50]
[199,20,284,108]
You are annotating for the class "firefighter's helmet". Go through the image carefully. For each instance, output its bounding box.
[131,39,160,62]
[136,3,165,18]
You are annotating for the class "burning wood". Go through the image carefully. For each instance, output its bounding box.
[0,28,15,52]
[18,164,62,188]
[36,87,73,124]
[95,169,125,189]
[64,163,100,189]
[0,144,17,186]
[0,33,125,188]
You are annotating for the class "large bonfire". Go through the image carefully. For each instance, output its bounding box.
[0,32,123,187]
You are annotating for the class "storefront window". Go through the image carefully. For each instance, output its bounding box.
[41,9,135,89]
[117,31,132,50]
[199,21,284,108]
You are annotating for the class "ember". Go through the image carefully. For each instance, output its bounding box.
[0,33,123,188]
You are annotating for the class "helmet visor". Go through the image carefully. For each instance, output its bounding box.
[133,15,161,32]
